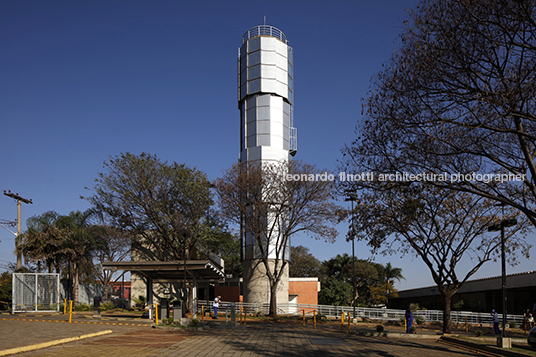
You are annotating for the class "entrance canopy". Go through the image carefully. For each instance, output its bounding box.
[102,260,225,283]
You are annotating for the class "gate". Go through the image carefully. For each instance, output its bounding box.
[12,273,60,313]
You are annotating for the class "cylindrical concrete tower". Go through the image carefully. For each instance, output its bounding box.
[238,25,297,305]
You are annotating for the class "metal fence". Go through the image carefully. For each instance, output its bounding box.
[59,281,105,305]
[196,300,524,325]
[12,273,60,313]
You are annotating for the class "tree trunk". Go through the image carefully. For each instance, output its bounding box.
[442,292,454,334]
[269,280,278,317]
[73,262,80,304]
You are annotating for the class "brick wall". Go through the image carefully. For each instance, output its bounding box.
[289,278,319,305]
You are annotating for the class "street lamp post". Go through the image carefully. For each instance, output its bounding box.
[488,218,517,340]
[345,191,358,320]
[179,229,191,313]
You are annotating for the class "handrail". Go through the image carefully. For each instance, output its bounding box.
[242,25,287,44]
[196,300,524,324]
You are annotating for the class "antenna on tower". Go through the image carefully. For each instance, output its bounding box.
[264,15,266,25]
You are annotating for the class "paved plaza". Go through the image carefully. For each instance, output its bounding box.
[0,313,488,357]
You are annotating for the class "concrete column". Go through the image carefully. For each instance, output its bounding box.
[243,259,289,307]
[146,276,153,305]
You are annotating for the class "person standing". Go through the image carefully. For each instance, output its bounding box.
[524,309,534,329]
[405,305,413,333]
[492,309,500,335]
[213,296,221,319]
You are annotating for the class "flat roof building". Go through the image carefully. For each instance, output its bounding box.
[390,270,536,314]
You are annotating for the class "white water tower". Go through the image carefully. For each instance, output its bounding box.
[238,24,297,305]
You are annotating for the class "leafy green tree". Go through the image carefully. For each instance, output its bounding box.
[379,262,404,307]
[21,211,65,273]
[318,277,351,306]
[54,210,96,303]
[320,254,383,306]
[382,262,404,287]
[20,210,97,303]
[354,260,379,305]
[0,272,12,310]
[290,245,321,278]
[84,152,213,261]
[196,214,242,278]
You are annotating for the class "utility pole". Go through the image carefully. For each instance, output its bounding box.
[3,190,33,270]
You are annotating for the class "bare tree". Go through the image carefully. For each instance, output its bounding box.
[345,0,536,226]
[350,183,530,333]
[215,160,340,316]
[90,224,131,292]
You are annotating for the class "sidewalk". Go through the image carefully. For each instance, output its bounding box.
[0,312,532,357]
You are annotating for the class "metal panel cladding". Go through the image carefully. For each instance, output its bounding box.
[238,25,293,104]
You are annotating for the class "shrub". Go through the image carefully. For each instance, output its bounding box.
[100,302,116,311]
[74,303,91,311]
[0,272,12,310]
[410,326,416,334]
[415,316,425,325]
[318,314,329,322]
[508,321,517,328]
[474,330,483,337]
[376,324,384,333]
[188,318,200,327]
[132,295,147,310]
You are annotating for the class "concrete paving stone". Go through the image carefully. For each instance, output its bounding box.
[2,317,490,357]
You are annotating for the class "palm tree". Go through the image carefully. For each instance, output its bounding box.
[382,262,404,306]
[55,210,96,303]
[383,262,404,286]
[21,210,96,303]
[20,211,65,273]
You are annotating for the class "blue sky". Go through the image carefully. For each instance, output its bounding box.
[1,0,532,290]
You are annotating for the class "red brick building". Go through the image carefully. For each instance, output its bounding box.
[214,277,320,307]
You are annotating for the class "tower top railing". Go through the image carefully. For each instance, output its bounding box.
[242,25,288,44]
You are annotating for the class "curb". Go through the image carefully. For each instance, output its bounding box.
[440,336,530,357]
[0,317,152,327]
[0,330,113,356]
[383,332,441,339]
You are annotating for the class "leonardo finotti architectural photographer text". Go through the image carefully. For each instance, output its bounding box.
[285,172,525,183]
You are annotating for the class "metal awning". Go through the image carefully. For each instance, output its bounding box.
[102,260,225,283]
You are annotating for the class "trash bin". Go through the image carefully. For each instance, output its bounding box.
[173,300,183,320]
[93,296,101,318]
[230,303,236,322]
[159,298,169,319]
[93,296,101,310]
